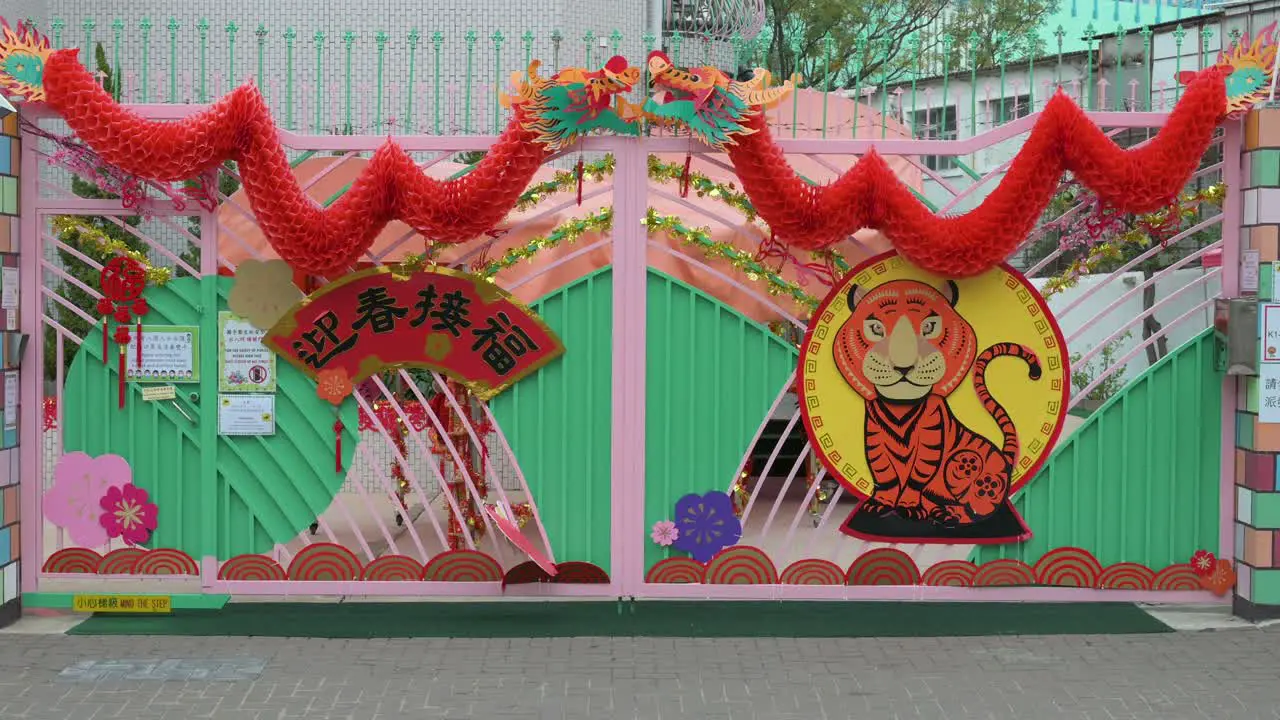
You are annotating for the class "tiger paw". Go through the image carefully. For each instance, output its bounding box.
[859,498,895,516]
[895,503,930,522]
[963,474,1009,518]
[928,506,964,527]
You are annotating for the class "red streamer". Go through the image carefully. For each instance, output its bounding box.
[117,347,125,410]
[101,317,108,364]
[40,49,553,276]
[679,152,692,198]
[135,320,142,368]
[722,68,1228,278]
[575,156,584,206]
[334,419,345,473]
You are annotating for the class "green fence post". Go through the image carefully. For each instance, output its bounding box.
[940,33,953,143]
[464,29,477,134]
[51,18,64,49]
[997,32,1009,120]
[284,27,296,129]
[610,29,622,57]
[168,18,179,102]
[375,30,388,131]
[908,33,921,133]
[1083,23,1095,109]
[1114,24,1125,110]
[314,30,326,132]
[1026,29,1037,110]
[1201,25,1214,72]
[1139,25,1152,111]
[111,18,123,101]
[851,33,864,137]
[406,29,421,133]
[1173,24,1185,102]
[140,18,151,102]
[81,18,95,70]
[551,29,563,70]
[432,30,443,134]
[256,23,268,97]
[1055,25,1064,86]
[343,30,355,134]
[584,30,595,68]
[492,30,505,134]
[226,20,238,94]
[968,32,979,136]
[790,31,802,137]
[670,32,682,66]
[820,33,833,137]
[522,30,534,70]
[197,18,209,103]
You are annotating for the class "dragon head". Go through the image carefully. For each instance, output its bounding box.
[643,50,795,149]
[0,18,54,102]
[501,54,643,150]
[1178,21,1277,118]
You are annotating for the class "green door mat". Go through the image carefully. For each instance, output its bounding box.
[67,601,1172,638]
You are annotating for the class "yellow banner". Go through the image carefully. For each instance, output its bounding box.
[72,595,173,613]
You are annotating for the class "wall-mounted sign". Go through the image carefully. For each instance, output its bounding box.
[798,252,1069,545]
[140,385,177,402]
[218,394,276,436]
[125,325,199,383]
[264,267,564,400]
[72,594,172,613]
[218,312,276,393]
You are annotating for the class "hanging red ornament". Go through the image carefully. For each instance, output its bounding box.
[97,257,149,388]
[575,156,585,206]
[112,324,131,409]
[333,418,345,473]
[679,151,692,198]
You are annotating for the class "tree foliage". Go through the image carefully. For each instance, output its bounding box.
[761,0,1059,89]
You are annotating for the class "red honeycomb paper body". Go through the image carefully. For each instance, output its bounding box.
[42,49,550,276]
[723,69,1227,278]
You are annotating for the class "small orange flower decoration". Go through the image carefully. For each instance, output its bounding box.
[1201,559,1237,597]
[316,368,353,405]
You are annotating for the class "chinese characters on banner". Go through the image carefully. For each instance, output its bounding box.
[218,312,277,393]
[264,267,564,399]
[1261,304,1280,424]
[125,326,199,383]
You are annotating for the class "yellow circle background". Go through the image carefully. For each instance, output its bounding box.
[801,254,1069,499]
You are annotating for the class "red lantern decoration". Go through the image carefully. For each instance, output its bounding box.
[97,257,150,409]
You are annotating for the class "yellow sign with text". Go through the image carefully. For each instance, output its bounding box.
[72,595,173,613]
[140,385,178,402]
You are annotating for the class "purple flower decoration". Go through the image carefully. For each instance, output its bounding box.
[672,491,742,563]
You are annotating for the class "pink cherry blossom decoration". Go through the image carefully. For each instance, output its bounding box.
[650,520,679,547]
[43,452,131,548]
[99,483,159,546]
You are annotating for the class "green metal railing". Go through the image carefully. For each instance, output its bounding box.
[31,17,1226,138]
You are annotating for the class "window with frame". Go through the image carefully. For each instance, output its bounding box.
[910,105,958,172]
[993,94,1032,125]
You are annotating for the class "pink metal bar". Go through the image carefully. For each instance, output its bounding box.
[754,445,812,546]
[647,242,806,328]
[722,373,796,497]
[353,430,442,558]
[449,186,614,268]
[1057,215,1223,319]
[207,578,617,596]
[636,583,1221,603]
[739,411,800,527]
[1073,295,1217,406]
[21,146,45,592]
[41,286,99,327]
[49,237,105,273]
[505,239,611,292]
[781,466,827,551]
[1065,240,1222,344]
[800,485,846,559]
[1070,270,1220,372]
[40,258,103,299]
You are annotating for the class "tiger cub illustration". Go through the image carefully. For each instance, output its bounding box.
[832,279,1042,531]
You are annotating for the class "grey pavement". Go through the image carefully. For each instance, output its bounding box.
[2,623,1280,719]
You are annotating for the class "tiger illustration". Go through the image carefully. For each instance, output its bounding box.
[832,279,1042,538]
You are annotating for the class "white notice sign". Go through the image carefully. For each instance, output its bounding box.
[1262,364,1280,424]
[125,326,199,383]
[217,394,275,436]
[3,372,15,430]
[1263,304,1280,364]
[1241,249,1261,295]
[218,312,276,393]
[1,267,18,310]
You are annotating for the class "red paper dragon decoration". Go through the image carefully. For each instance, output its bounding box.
[0,18,1265,279]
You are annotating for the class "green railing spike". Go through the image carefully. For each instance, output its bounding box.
[1201,26,1214,71]
[168,18,179,103]
[968,32,980,137]
[1114,24,1125,111]
[432,31,444,134]
[197,18,209,103]
[256,24,268,97]
[375,31,389,131]
[609,29,622,56]
[406,29,421,133]
[284,28,296,129]
[1026,29,1038,109]
[492,30,505,134]
[343,31,356,134]
[521,30,534,70]
[464,30,478,134]
[226,21,239,95]
[551,29,563,70]
[140,18,152,102]
[1054,25,1065,86]
[584,30,595,67]
[313,30,325,132]
[821,33,834,136]
[940,34,953,149]
[1083,23,1096,109]
[1173,24,1185,102]
[111,19,123,102]
[81,18,95,71]
[51,18,64,49]
[1139,25,1153,111]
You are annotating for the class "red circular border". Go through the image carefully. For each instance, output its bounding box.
[797,251,1070,545]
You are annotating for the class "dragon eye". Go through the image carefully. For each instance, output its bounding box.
[863,319,885,341]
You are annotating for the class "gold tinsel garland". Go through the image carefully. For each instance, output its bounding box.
[50,216,172,286]
[1041,183,1226,298]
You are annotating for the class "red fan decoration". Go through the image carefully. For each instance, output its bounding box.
[96,257,149,409]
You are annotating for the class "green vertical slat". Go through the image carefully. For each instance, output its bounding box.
[641,270,797,573]
[490,268,614,570]
[972,328,1221,568]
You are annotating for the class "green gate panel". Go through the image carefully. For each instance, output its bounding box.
[63,276,358,559]
[643,270,799,572]
[489,268,614,570]
[972,328,1221,569]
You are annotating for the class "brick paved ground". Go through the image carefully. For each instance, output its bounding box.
[2,622,1280,719]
